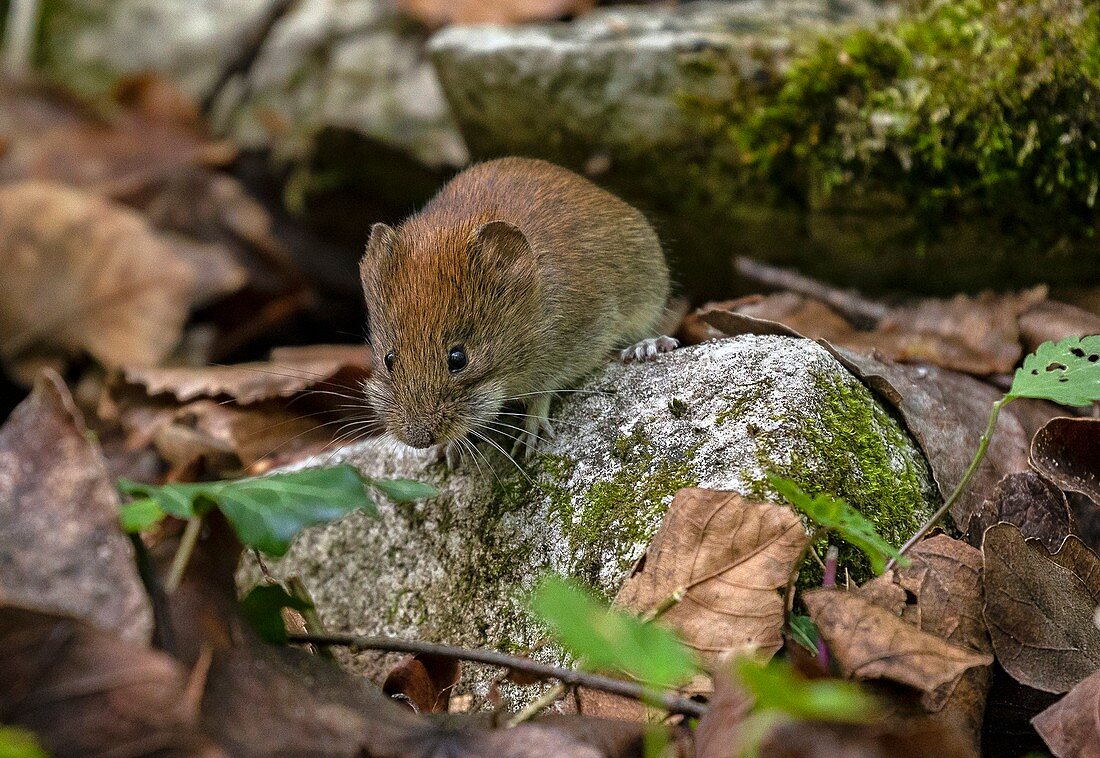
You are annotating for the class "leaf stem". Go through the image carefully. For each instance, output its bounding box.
[888,396,1010,569]
[287,632,707,718]
[165,517,203,593]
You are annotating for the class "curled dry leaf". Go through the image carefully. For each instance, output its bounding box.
[399,0,595,28]
[803,588,993,695]
[615,488,811,664]
[0,371,151,643]
[1032,664,1100,758]
[982,523,1100,693]
[825,348,1052,533]
[383,653,461,713]
[0,606,201,757]
[0,181,196,383]
[967,471,1074,553]
[1030,417,1100,507]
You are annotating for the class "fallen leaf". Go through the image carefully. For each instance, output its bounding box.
[826,349,1052,533]
[120,343,372,403]
[694,668,753,758]
[383,653,461,713]
[399,0,595,28]
[0,181,196,383]
[1019,299,1100,353]
[758,716,973,758]
[0,371,152,642]
[615,488,811,663]
[981,523,1100,693]
[0,606,201,756]
[1030,417,1100,507]
[1032,664,1100,758]
[966,472,1074,553]
[803,588,993,694]
[861,535,991,749]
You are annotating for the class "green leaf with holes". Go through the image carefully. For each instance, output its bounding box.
[1008,336,1100,407]
[118,465,378,556]
[531,576,697,689]
[768,474,906,574]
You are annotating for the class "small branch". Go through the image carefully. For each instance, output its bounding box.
[287,632,707,719]
[640,587,685,623]
[165,517,203,593]
[505,683,569,727]
[286,576,335,661]
[733,256,890,328]
[888,396,1009,569]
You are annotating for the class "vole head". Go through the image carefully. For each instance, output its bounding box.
[359,219,542,449]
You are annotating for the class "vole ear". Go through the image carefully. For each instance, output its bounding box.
[360,222,396,287]
[468,220,532,269]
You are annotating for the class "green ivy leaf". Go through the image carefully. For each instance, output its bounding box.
[370,478,439,502]
[1008,336,1100,406]
[530,576,697,690]
[118,497,166,533]
[0,726,48,758]
[118,465,379,556]
[768,474,907,574]
[240,583,313,644]
[736,657,878,723]
[787,614,819,655]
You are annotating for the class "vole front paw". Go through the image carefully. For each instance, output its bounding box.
[620,335,679,363]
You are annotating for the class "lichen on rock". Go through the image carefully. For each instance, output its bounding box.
[247,336,937,680]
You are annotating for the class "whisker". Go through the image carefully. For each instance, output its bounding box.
[469,427,536,488]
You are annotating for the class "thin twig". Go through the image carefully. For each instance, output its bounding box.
[165,517,204,593]
[887,396,1009,569]
[287,632,707,718]
[505,683,569,727]
[733,256,890,328]
[201,0,297,116]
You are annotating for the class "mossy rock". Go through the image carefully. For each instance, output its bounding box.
[429,0,1100,297]
[246,336,937,683]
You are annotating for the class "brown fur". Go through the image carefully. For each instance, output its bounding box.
[360,157,670,448]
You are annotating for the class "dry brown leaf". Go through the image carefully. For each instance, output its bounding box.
[825,348,1055,533]
[804,588,993,694]
[758,716,973,758]
[0,371,152,642]
[1032,665,1100,758]
[0,181,196,383]
[861,536,991,751]
[1019,299,1100,353]
[399,0,595,27]
[981,522,1100,693]
[383,653,461,713]
[0,605,202,756]
[1030,417,1100,507]
[966,471,1074,552]
[615,488,810,664]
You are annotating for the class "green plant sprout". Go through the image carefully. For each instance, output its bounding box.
[118,465,437,590]
[891,336,1100,567]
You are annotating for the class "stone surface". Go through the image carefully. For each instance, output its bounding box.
[250,336,936,679]
[36,0,467,168]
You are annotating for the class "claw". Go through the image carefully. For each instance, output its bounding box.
[620,335,679,363]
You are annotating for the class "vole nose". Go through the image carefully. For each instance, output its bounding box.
[402,425,437,448]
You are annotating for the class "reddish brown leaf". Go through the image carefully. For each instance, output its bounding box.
[1030,417,1100,507]
[967,472,1074,553]
[0,181,196,383]
[615,489,811,664]
[804,588,993,694]
[0,371,151,642]
[1019,299,1100,353]
[1032,665,1100,758]
[0,606,201,756]
[383,654,460,713]
[982,523,1100,693]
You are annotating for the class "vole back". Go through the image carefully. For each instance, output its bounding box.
[360,157,674,457]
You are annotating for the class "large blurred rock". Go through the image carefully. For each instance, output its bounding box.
[37,0,467,169]
[249,336,937,679]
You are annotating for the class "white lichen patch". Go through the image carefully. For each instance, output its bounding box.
[244,335,935,683]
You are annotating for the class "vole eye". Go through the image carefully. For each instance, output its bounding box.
[384,350,395,372]
[447,346,468,373]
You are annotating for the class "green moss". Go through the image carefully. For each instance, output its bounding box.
[667,398,689,419]
[763,368,934,584]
